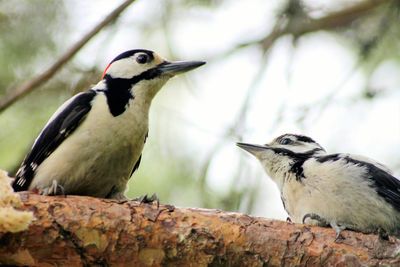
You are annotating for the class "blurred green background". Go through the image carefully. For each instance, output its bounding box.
[0,0,399,220]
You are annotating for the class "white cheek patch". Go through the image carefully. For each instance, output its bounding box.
[106,58,153,79]
[287,145,312,153]
[276,143,324,154]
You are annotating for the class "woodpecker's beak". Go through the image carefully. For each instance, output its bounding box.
[157,60,206,76]
[237,142,269,157]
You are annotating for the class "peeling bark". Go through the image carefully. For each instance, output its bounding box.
[1,193,400,266]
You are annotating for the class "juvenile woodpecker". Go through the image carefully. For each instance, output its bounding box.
[12,49,205,199]
[237,134,400,238]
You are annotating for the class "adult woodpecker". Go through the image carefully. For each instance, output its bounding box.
[12,49,205,199]
[237,134,400,239]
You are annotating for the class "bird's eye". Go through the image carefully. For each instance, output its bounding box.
[136,54,149,64]
[280,138,293,145]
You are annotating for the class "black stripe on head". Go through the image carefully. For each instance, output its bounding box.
[109,49,154,64]
[103,62,166,117]
[276,134,317,144]
[271,147,322,181]
[316,154,341,163]
[295,135,317,143]
[103,62,164,90]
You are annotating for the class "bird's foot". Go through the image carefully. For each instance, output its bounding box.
[302,213,330,226]
[329,221,347,241]
[41,180,66,196]
[134,193,159,208]
[302,213,350,242]
[377,228,389,241]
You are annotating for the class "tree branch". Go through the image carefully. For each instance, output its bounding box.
[294,0,390,32]
[215,0,393,58]
[0,0,137,113]
[1,193,399,266]
[263,0,392,49]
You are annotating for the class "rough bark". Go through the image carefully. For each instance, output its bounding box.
[1,193,399,266]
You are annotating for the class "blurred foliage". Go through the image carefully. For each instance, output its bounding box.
[0,0,68,172]
[0,1,66,92]
[347,2,400,69]
[0,0,399,216]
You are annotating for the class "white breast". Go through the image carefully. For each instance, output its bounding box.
[30,93,149,197]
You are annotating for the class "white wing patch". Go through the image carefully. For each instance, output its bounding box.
[340,153,393,175]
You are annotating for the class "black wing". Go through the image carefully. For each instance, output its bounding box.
[131,155,142,177]
[318,154,400,211]
[130,132,148,177]
[12,90,97,191]
[362,160,400,211]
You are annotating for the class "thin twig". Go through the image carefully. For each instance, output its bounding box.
[0,0,137,113]
[211,0,392,63]
[261,0,391,47]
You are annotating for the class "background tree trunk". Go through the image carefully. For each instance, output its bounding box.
[1,193,399,266]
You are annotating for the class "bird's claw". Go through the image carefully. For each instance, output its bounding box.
[41,180,66,196]
[377,228,389,240]
[302,213,329,226]
[134,193,160,208]
[303,213,348,242]
[303,214,390,241]
[330,221,346,241]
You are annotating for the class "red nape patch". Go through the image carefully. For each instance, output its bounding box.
[102,63,111,79]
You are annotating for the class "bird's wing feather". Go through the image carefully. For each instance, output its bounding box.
[317,153,400,211]
[130,131,148,177]
[12,90,97,191]
[131,155,142,177]
[340,153,393,175]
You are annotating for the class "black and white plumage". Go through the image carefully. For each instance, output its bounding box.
[12,49,205,199]
[237,134,400,238]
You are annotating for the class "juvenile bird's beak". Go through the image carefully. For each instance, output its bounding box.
[237,142,269,157]
[157,60,206,76]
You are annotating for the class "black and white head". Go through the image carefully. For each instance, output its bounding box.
[100,49,205,110]
[237,134,326,185]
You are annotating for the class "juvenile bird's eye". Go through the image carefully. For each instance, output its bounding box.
[136,54,149,64]
[280,138,293,145]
